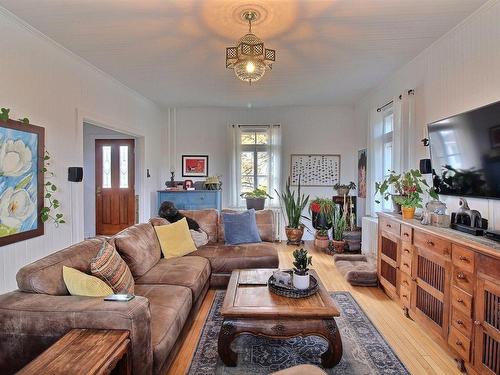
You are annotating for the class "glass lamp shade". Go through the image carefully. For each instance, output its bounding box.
[234,59,266,83]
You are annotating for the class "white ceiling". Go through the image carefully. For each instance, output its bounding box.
[0,0,488,108]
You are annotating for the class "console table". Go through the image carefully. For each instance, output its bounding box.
[377,212,500,374]
[18,329,130,375]
[157,190,222,212]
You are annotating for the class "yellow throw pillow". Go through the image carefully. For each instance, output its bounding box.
[154,218,197,259]
[63,266,113,297]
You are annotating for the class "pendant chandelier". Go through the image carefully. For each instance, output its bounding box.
[226,10,276,84]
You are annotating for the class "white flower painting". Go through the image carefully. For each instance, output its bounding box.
[0,123,40,243]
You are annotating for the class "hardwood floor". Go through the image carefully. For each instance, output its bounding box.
[166,241,462,375]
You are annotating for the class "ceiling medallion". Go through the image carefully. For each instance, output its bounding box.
[226,10,276,84]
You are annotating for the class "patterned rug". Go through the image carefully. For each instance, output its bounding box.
[188,291,409,374]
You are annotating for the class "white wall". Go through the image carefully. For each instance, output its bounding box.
[172,105,364,238]
[83,123,139,239]
[0,9,166,293]
[355,0,500,230]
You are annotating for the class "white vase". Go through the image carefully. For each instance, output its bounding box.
[293,273,310,290]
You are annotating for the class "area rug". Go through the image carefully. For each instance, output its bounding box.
[188,291,409,374]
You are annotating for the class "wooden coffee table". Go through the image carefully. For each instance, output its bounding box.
[18,329,130,375]
[218,268,342,368]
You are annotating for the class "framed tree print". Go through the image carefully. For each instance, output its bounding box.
[0,119,44,246]
[182,155,208,177]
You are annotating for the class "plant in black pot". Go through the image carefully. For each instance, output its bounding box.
[292,248,312,290]
[240,188,273,210]
[309,198,334,231]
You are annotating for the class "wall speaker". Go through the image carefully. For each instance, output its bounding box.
[419,159,432,174]
[68,167,83,182]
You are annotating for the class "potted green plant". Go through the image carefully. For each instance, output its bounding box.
[292,248,312,289]
[375,169,438,215]
[275,177,310,245]
[314,228,330,250]
[331,206,347,253]
[334,181,356,197]
[309,198,334,230]
[240,188,273,210]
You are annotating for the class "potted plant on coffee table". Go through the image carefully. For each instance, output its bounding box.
[276,177,310,245]
[292,248,312,290]
[331,206,347,253]
[375,169,438,214]
[240,188,273,210]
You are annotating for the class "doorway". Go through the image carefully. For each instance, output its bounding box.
[83,123,139,238]
[95,139,135,235]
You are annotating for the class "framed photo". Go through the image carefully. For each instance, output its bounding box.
[182,155,208,177]
[290,154,341,186]
[490,125,500,148]
[358,149,367,198]
[0,119,45,246]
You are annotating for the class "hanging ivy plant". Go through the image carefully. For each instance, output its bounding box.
[1,106,65,225]
[41,151,65,225]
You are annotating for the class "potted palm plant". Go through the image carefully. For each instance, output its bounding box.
[375,169,438,218]
[331,206,347,253]
[292,248,312,289]
[276,177,309,245]
[240,188,273,210]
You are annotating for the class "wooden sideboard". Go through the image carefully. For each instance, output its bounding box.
[377,212,500,375]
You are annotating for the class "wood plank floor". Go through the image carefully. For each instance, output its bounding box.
[167,241,462,375]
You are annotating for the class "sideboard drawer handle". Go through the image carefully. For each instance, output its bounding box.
[386,223,392,228]
[457,320,464,325]
[457,272,466,280]
[456,340,463,347]
[404,248,410,253]
[403,232,409,237]
[457,298,464,303]
[402,294,408,298]
[403,280,409,286]
[459,256,469,262]
[403,263,410,268]
[426,240,434,246]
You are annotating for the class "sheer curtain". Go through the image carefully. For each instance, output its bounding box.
[228,124,281,208]
[366,90,415,216]
[393,90,416,173]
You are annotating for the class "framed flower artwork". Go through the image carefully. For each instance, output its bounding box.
[182,155,208,177]
[0,119,45,246]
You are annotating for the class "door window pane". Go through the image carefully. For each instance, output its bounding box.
[241,133,255,144]
[256,132,268,144]
[102,146,112,188]
[257,152,269,175]
[241,176,254,193]
[119,145,129,188]
[241,151,254,176]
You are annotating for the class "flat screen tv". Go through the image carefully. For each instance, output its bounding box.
[428,100,500,200]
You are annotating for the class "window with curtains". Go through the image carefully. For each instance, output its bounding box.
[230,124,281,207]
[381,108,394,211]
[240,129,270,193]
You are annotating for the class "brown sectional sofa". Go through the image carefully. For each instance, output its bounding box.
[0,209,278,374]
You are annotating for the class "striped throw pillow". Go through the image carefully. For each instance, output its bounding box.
[91,241,134,294]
